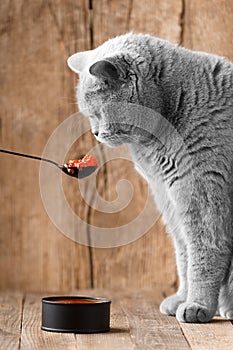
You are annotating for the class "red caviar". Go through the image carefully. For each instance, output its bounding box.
[66,154,98,168]
[64,154,98,174]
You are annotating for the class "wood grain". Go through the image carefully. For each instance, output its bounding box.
[183,0,233,60]
[92,0,183,45]
[0,0,92,292]
[0,292,23,350]
[20,294,77,350]
[121,290,190,349]
[180,317,233,350]
[1,291,233,349]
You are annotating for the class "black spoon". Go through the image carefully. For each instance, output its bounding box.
[0,149,98,179]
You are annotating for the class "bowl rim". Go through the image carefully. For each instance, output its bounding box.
[42,295,111,305]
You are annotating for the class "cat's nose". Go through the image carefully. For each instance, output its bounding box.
[93,131,99,137]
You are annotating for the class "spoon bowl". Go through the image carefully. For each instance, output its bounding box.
[60,165,98,179]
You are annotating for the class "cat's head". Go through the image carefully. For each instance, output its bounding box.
[67,33,161,146]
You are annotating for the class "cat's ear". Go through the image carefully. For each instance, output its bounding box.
[67,51,90,74]
[89,60,119,80]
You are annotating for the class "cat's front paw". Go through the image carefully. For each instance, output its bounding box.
[219,308,233,319]
[218,288,233,319]
[176,302,214,323]
[160,294,186,316]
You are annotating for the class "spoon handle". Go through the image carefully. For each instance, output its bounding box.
[0,149,60,167]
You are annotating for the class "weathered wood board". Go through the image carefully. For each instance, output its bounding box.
[1,290,233,350]
[0,0,232,295]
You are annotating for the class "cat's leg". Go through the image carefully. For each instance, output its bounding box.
[175,176,233,323]
[218,259,233,319]
[160,234,188,315]
[176,228,231,323]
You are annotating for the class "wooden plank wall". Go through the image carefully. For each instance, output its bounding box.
[0,0,232,293]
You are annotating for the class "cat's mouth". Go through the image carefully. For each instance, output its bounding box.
[94,130,131,146]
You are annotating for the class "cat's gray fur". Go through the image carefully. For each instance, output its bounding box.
[67,33,233,323]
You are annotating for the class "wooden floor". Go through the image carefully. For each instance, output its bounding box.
[1,289,233,350]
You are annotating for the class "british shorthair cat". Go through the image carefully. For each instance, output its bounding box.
[67,33,233,323]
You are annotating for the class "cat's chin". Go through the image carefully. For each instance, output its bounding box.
[96,138,123,147]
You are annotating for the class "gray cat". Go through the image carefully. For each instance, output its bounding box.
[67,33,233,323]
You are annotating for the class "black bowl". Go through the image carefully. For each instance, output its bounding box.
[41,296,111,333]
